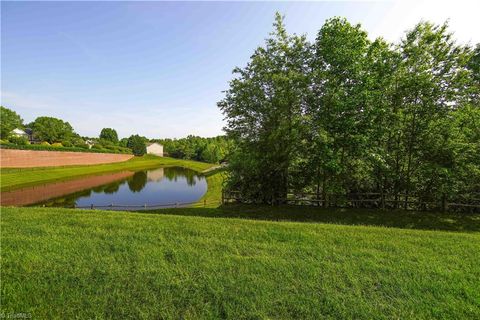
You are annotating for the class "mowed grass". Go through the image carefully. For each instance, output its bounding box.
[2,206,479,319]
[0,155,215,192]
[192,170,226,208]
[157,204,480,232]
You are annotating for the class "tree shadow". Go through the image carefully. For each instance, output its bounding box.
[141,204,480,232]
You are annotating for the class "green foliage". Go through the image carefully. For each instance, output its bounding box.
[8,135,29,146]
[0,143,131,156]
[119,137,129,147]
[99,128,119,144]
[51,142,63,148]
[154,135,230,163]
[219,13,313,202]
[0,106,23,139]
[220,14,480,207]
[127,135,147,156]
[31,116,75,144]
[467,43,480,82]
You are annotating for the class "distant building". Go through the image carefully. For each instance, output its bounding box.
[146,142,163,157]
[85,139,94,149]
[11,128,35,142]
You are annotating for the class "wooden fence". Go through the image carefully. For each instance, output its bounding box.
[222,191,480,213]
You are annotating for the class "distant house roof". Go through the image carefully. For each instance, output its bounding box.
[147,142,163,147]
[12,128,27,135]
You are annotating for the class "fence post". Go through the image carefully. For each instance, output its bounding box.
[91,204,93,209]
[144,203,147,209]
[221,190,224,205]
[175,202,178,208]
[204,199,206,207]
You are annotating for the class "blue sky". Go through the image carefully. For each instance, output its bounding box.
[2,1,479,139]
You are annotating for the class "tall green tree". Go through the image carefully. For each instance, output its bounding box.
[127,135,147,156]
[31,116,75,144]
[0,106,23,139]
[219,14,479,210]
[395,21,474,207]
[219,13,311,203]
[309,17,372,198]
[99,128,119,144]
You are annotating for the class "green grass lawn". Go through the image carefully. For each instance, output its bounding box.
[192,170,226,208]
[0,155,215,192]
[156,204,480,232]
[1,206,479,319]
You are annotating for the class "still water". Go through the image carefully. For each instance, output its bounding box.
[1,167,207,209]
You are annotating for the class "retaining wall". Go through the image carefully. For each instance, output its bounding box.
[0,149,134,168]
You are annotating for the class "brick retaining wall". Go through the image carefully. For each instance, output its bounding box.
[0,149,134,168]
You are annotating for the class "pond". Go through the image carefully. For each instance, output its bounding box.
[1,167,207,209]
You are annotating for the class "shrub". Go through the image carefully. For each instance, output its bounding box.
[9,136,29,145]
[51,143,63,148]
[40,141,51,146]
[74,143,89,149]
[0,143,131,154]
[62,141,73,147]
[104,145,116,151]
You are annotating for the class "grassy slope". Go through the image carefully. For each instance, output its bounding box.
[192,170,225,208]
[0,156,215,192]
[155,204,480,232]
[1,207,479,319]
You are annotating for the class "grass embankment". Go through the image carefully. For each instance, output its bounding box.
[192,169,226,208]
[0,155,215,192]
[2,206,479,319]
[155,204,480,232]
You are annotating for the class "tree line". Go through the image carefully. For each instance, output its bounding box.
[153,135,231,163]
[219,14,480,209]
[0,107,229,161]
[0,108,146,155]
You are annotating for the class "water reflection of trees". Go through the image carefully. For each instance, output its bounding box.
[33,189,92,208]
[92,180,124,194]
[127,171,148,192]
[163,167,200,186]
[32,167,205,207]
[126,168,200,192]
[37,176,132,206]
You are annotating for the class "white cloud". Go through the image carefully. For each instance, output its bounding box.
[369,0,480,45]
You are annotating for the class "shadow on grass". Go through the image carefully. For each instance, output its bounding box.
[140,204,480,232]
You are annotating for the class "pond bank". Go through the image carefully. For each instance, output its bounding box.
[0,156,215,192]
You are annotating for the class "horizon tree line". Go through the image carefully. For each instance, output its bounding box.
[0,106,229,160]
